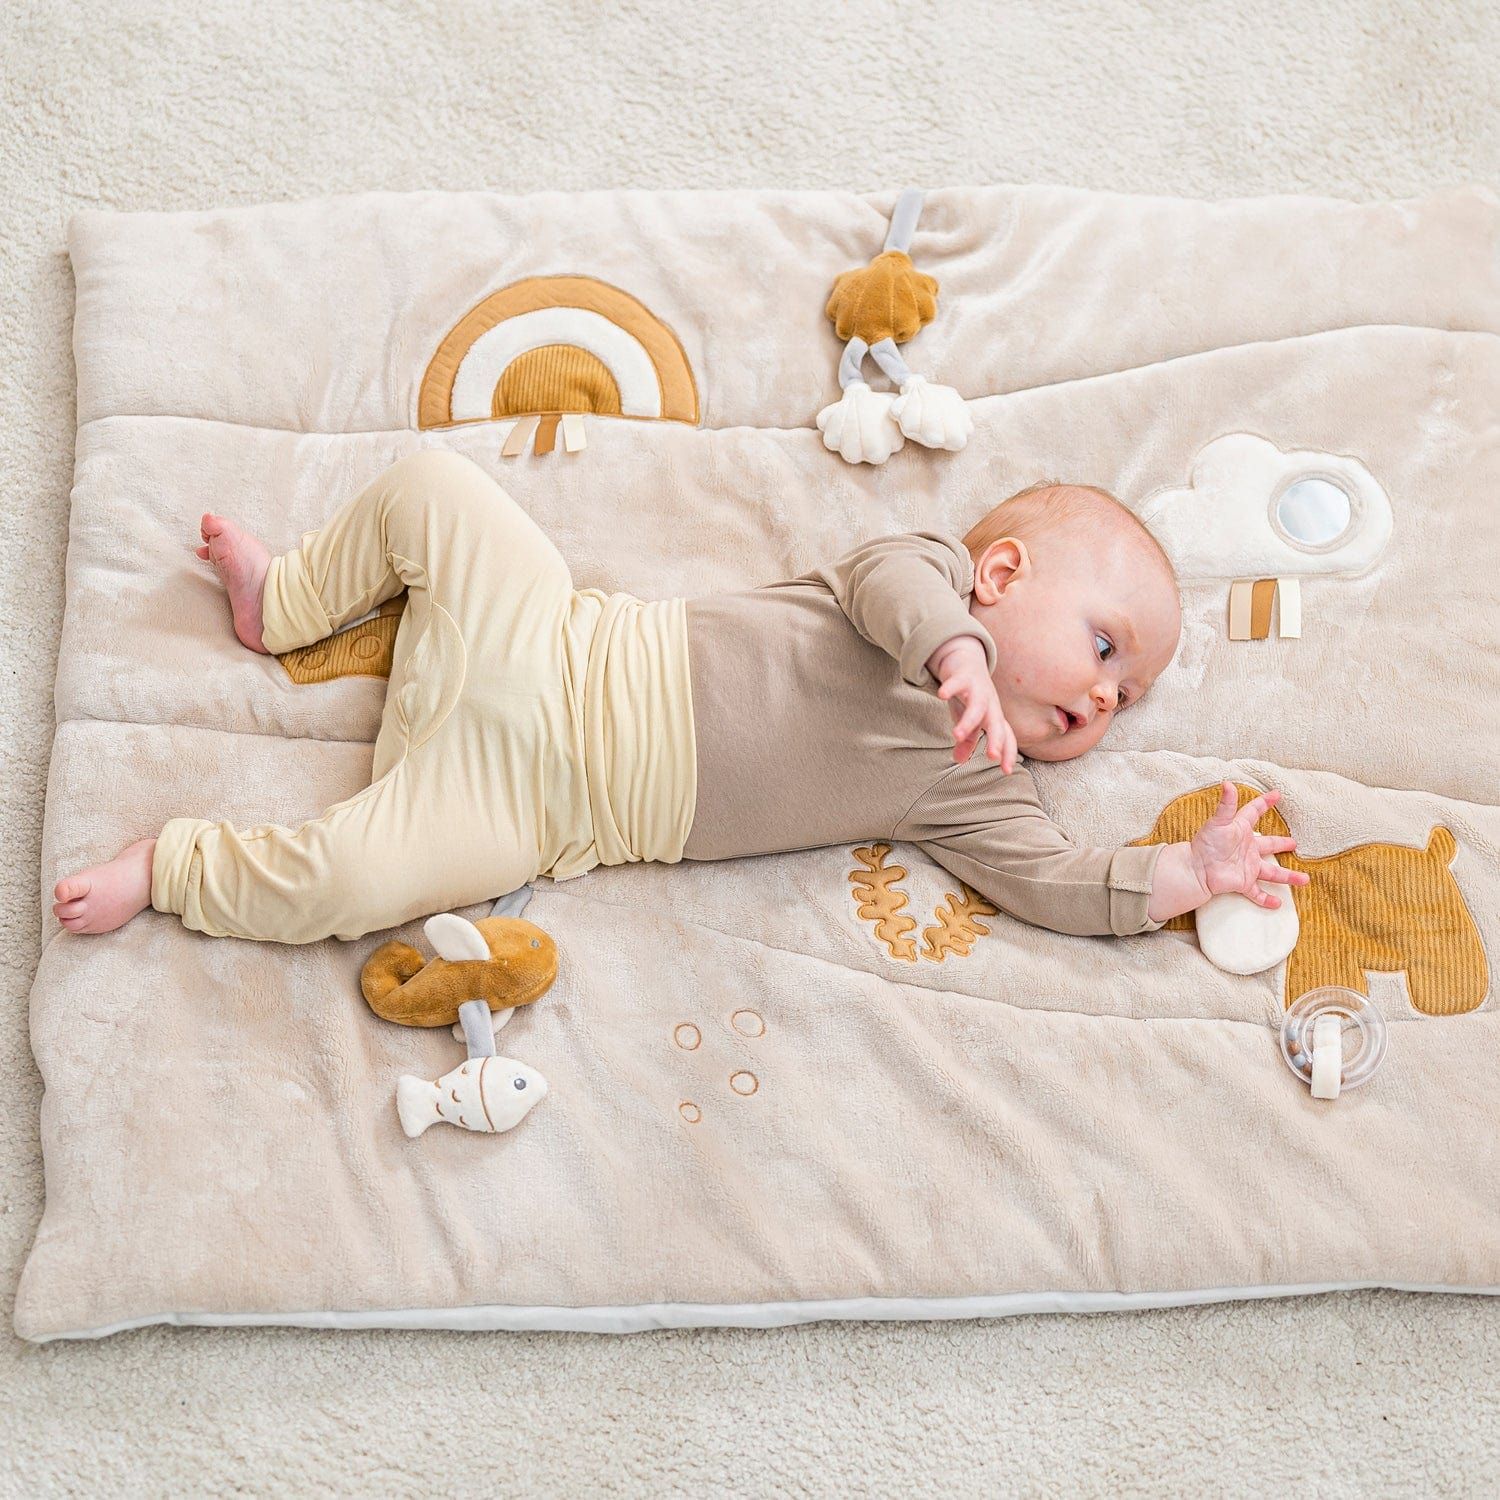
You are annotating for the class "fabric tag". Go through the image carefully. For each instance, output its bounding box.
[501,415,538,458]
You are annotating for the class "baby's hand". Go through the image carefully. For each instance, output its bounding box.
[1188,782,1310,909]
[928,635,1017,772]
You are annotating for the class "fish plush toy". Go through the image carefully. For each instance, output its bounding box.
[361,906,556,1140]
[396,1053,548,1139]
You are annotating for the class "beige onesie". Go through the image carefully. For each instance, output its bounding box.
[682,532,1166,937]
[151,451,1164,944]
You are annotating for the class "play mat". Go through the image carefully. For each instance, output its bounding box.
[15,183,1500,1340]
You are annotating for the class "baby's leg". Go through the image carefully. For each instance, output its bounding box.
[145,721,539,944]
[57,450,564,941]
[195,448,509,657]
[257,449,518,656]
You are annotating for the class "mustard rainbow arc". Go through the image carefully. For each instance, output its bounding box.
[417,274,699,433]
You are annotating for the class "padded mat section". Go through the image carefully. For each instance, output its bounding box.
[18,184,1500,1339]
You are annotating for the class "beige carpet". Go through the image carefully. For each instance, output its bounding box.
[3,1,1498,1492]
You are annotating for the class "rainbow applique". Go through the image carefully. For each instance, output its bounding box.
[417,275,698,454]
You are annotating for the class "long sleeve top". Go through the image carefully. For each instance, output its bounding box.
[680,531,1166,937]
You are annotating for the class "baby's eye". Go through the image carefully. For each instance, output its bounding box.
[1094,633,1114,660]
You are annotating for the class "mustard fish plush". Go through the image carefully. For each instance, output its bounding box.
[360,911,556,1028]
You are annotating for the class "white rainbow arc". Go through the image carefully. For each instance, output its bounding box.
[448,307,664,421]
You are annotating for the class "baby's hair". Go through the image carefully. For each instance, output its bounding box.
[962,480,1177,586]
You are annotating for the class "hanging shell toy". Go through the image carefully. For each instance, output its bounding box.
[816,187,974,465]
[359,890,556,1140]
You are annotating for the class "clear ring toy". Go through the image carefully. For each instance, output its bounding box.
[1280,986,1388,1100]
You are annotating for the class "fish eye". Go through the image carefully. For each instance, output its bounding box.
[1094,633,1114,661]
[530,938,540,948]
[513,1077,527,1090]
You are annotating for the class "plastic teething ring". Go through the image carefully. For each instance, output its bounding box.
[1279,986,1388,1095]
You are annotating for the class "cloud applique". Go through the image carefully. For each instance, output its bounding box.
[1138,433,1393,583]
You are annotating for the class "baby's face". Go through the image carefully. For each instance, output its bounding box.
[970,529,1181,763]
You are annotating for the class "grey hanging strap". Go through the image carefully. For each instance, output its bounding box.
[838,336,870,390]
[458,1000,497,1058]
[882,188,926,254]
[868,338,913,387]
[491,884,533,919]
[459,882,536,1057]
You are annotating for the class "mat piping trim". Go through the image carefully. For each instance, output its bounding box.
[25,1281,1500,1343]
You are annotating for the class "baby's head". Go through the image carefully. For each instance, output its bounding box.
[962,481,1180,763]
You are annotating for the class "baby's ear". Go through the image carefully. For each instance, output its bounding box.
[973,537,1029,603]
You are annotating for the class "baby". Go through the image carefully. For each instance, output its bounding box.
[52,450,1305,942]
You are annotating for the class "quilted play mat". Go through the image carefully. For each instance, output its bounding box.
[16,183,1500,1341]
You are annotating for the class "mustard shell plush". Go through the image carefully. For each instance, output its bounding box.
[360,915,557,1028]
[825,250,939,347]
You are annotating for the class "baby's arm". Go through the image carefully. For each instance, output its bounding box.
[817,531,1013,768]
[898,764,1169,937]
[901,771,1306,939]
[817,531,996,690]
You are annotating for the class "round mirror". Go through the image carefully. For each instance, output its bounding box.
[1273,476,1353,550]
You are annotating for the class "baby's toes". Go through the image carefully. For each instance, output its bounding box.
[55,900,88,923]
[54,874,89,904]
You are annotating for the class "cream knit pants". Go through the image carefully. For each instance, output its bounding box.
[151,450,697,943]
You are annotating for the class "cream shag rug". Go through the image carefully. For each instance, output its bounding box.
[3,1,1497,1491]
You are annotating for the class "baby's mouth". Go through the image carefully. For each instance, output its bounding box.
[1054,706,1079,733]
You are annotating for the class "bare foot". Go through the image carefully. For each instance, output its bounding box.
[196,513,271,653]
[53,837,157,935]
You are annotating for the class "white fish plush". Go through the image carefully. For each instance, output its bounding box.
[396,1054,548,1139]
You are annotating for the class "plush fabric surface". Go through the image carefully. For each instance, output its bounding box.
[6,4,1500,1493]
[14,182,1499,1343]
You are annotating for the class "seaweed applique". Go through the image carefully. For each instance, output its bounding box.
[849,843,919,961]
[1132,783,1490,1015]
[920,886,999,961]
[849,843,999,965]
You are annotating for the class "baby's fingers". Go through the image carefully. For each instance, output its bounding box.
[1259,861,1309,886]
[1236,789,1280,829]
[1246,883,1282,910]
[983,710,1016,773]
[984,704,1005,762]
[999,720,1018,775]
[952,693,987,743]
[1255,834,1298,857]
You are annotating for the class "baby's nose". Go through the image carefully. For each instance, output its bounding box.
[1090,684,1118,714]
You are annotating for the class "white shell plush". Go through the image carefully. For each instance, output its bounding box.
[396,1054,548,1138]
[891,375,973,451]
[816,380,904,465]
[1195,857,1301,976]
